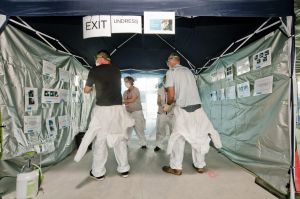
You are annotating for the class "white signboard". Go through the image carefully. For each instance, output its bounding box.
[46,117,57,139]
[144,12,175,34]
[253,48,272,70]
[83,15,111,38]
[43,60,56,78]
[237,81,250,98]
[24,115,41,134]
[226,86,236,100]
[236,57,250,76]
[59,68,70,82]
[25,87,38,112]
[58,115,70,129]
[254,75,273,96]
[42,88,60,103]
[111,16,142,33]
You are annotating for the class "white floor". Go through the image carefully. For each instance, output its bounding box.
[4,141,276,199]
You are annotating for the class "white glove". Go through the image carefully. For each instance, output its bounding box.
[162,104,171,112]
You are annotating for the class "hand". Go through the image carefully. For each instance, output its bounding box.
[162,104,170,112]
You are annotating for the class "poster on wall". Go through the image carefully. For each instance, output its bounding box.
[237,81,250,98]
[236,57,250,76]
[25,87,38,112]
[253,75,273,96]
[253,48,272,70]
[217,88,225,100]
[225,86,236,100]
[46,117,58,139]
[144,12,175,34]
[111,16,142,33]
[217,67,225,80]
[24,115,41,134]
[42,60,56,78]
[210,91,217,101]
[42,88,60,103]
[211,71,218,82]
[59,68,70,82]
[226,65,233,81]
[59,89,69,102]
[83,15,111,38]
[58,115,70,129]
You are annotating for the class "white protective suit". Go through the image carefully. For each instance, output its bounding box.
[165,64,222,170]
[74,105,135,177]
[127,110,147,146]
[156,86,174,149]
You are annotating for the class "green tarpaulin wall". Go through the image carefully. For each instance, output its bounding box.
[198,30,291,195]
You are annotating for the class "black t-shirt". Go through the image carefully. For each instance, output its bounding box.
[86,64,122,106]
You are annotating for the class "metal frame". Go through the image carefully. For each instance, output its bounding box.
[197,17,281,74]
[9,17,91,68]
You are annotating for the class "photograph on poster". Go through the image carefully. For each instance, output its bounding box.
[42,88,60,103]
[226,65,233,81]
[25,87,38,111]
[253,48,272,70]
[46,117,58,139]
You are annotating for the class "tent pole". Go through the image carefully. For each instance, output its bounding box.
[199,18,280,74]
[155,34,196,72]
[110,33,138,56]
[9,18,56,50]
[9,17,91,68]
[233,17,271,53]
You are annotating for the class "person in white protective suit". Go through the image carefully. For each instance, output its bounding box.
[154,75,174,152]
[123,76,147,149]
[74,50,135,180]
[162,52,222,176]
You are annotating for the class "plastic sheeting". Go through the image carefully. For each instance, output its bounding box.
[0,24,94,181]
[197,30,290,194]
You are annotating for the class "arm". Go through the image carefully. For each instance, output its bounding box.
[123,95,138,103]
[84,86,93,94]
[167,87,175,105]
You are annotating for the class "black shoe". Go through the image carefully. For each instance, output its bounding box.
[141,145,147,149]
[120,171,129,178]
[89,170,105,181]
[154,146,161,152]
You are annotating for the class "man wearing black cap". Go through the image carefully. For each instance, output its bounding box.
[74,50,134,180]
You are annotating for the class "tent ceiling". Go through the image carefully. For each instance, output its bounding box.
[0,0,293,17]
[9,16,280,70]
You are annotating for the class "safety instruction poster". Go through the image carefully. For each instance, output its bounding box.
[254,75,273,96]
[58,115,70,129]
[59,89,69,102]
[210,91,217,101]
[253,48,272,70]
[24,115,41,134]
[237,81,250,98]
[42,60,56,78]
[25,87,38,112]
[226,86,236,100]
[236,57,250,76]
